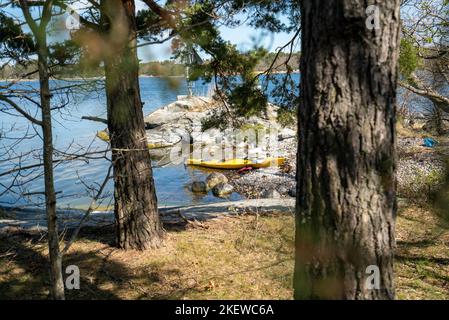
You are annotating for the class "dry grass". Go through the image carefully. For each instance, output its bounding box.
[395,205,449,299]
[397,122,426,138]
[0,213,294,300]
[0,204,448,300]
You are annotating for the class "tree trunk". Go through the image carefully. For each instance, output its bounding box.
[294,0,400,299]
[20,0,65,300]
[102,0,163,250]
[38,43,66,300]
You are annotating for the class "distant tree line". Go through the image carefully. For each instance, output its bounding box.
[140,60,185,77]
[1,52,300,80]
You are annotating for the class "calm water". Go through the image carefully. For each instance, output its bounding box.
[0,75,300,209]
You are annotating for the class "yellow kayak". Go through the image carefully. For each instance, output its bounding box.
[186,157,286,170]
[96,131,175,149]
[96,130,111,142]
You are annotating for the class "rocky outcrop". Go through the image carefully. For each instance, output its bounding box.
[143,96,286,152]
[277,185,290,195]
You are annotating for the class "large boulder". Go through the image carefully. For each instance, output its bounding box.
[206,172,228,189]
[191,181,208,193]
[145,97,213,124]
[212,183,234,197]
[146,130,182,147]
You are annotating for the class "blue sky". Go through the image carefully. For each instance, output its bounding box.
[2,1,298,62]
[138,23,297,62]
[136,10,296,61]
[132,1,297,62]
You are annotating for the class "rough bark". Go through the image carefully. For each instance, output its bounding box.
[294,0,400,299]
[102,0,163,250]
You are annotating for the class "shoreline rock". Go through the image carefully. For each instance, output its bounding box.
[206,172,228,189]
[212,183,234,197]
[191,181,208,193]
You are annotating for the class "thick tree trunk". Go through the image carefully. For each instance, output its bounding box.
[103,0,163,250]
[38,45,65,300]
[294,1,400,299]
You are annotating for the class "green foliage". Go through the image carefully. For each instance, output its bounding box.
[201,110,229,131]
[277,108,296,127]
[399,38,422,78]
[136,9,163,35]
[180,35,271,119]
[49,40,81,66]
[227,81,267,118]
[0,12,35,64]
[227,0,300,33]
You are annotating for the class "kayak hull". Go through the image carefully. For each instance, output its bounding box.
[97,131,176,149]
[186,157,286,170]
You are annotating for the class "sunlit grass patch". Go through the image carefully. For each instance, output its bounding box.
[0,206,447,300]
[396,205,449,300]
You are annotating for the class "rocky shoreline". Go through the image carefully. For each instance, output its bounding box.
[163,97,446,203]
[144,95,299,200]
[223,137,297,200]
[215,135,447,202]
[396,136,447,201]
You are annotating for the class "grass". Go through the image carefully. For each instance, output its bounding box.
[0,204,448,300]
[395,205,449,299]
[396,121,425,139]
[0,213,294,300]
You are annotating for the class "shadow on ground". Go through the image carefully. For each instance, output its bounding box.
[0,213,295,300]
[0,223,204,300]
